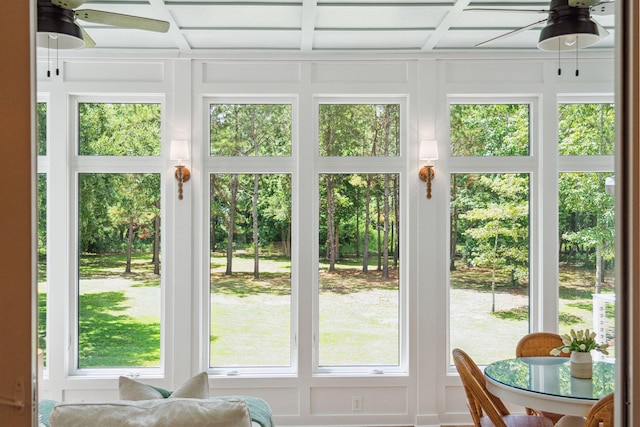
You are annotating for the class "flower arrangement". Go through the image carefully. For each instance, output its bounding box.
[550,329,609,356]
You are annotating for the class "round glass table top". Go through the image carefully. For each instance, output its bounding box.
[484,357,615,401]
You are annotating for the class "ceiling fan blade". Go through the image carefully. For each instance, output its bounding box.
[75,9,170,33]
[80,26,96,48]
[594,19,610,37]
[475,18,549,47]
[51,0,88,10]
[590,2,615,15]
[465,7,550,14]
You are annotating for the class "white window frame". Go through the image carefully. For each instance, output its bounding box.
[201,96,299,377]
[312,96,409,376]
[446,95,540,370]
[68,94,167,378]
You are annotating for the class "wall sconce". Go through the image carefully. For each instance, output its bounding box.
[170,140,191,200]
[419,140,438,199]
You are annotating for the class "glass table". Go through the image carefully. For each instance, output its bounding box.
[484,357,615,417]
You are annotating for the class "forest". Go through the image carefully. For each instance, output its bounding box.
[36,101,615,367]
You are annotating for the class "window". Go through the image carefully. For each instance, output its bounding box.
[317,103,402,370]
[449,102,532,365]
[557,102,615,358]
[207,102,293,371]
[75,101,163,371]
[37,101,47,367]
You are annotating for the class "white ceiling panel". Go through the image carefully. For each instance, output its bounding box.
[169,4,302,29]
[315,5,449,29]
[313,30,430,50]
[36,0,617,54]
[184,30,302,49]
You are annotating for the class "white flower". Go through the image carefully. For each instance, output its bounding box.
[561,347,570,354]
[579,343,586,350]
[550,348,562,356]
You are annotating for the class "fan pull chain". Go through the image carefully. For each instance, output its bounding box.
[56,38,60,76]
[557,38,561,75]
[575,37,580,77]
[47,37,51,78]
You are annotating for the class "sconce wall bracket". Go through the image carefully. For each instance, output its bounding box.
[419,165,435,199]
[175,165,191,200]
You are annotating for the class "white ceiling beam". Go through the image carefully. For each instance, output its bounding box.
[148,0,192,53]
[421,0,472,51]
[300,0,318,52]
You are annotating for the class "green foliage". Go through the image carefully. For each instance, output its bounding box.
[318,104,400,156]
[456,173,530,284]
[79,103,161,156]
[37,102,47,155]
[558,103,614,155]
[450,104,530,156]
[210,104,292,156]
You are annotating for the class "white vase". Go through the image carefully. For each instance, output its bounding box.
[570,351,593,379]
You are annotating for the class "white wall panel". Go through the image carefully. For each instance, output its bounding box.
[62,61,165,83]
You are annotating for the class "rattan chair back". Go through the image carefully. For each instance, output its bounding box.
[452,348,509,427]
[584,392,614,427]
[515,332,567,358]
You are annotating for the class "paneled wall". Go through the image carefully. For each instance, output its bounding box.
[36,53,614,426]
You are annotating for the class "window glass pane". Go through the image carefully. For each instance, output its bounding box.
[558,172,615,358]
[37,173,47,367]
[78,103,161,156]
[450,104,530,156]
[209,104,292,156]
[450,173,530,365]
[78,173,161,368]
[209,173,292,367]
[37,102,47,156]
[318,104,400,157]
[318,173,400,366]
[558,104,614,155]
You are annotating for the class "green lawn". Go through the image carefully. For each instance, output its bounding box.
[38,252,614,368]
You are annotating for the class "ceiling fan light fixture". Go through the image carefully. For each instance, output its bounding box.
[537,11,600,51]
[37,2,85,49]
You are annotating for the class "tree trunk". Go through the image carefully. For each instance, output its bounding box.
[362,175,371,272]
[327,176,336,272]
[382,173,390,278]
[253,173,260,279]
[595,244,603,294]
[125,216,134,273]
[450,177,458,271]
[225,174,238,276]
[153,199,160,275]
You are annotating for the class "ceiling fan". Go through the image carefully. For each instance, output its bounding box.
[467,0,615,51]
[37,0,170,50]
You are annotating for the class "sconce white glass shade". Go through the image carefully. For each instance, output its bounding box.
[605,175,615,195]
[419,140,439,162]
[170,140,190,162]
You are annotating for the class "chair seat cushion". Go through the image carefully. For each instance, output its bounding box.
[480,414,555,427]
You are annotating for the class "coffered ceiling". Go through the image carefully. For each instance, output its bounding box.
[37,0,616,55]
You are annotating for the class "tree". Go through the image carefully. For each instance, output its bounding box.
[459,174,529,312]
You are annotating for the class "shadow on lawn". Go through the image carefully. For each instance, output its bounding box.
[78,291,160,367]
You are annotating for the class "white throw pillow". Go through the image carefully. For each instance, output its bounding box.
[119,372,209,401]
[170,372,209,399]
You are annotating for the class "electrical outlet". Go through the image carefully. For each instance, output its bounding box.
[351,395,362,412]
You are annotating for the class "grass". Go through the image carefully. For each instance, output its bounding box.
[38,251,615,368]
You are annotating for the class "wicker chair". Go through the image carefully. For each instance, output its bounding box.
[516,332,567,358]
[584,393,614,427]
[452,348,554,427]
[515,332,569,424]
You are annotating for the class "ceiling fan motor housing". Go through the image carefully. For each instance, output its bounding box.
[37,0,85,49]
[538,0,600,50]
